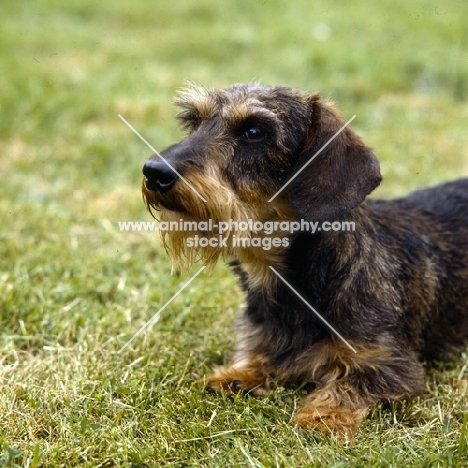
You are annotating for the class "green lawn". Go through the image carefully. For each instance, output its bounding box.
[1,0,468,466]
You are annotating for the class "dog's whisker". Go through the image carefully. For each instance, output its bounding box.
[119,113,207,202]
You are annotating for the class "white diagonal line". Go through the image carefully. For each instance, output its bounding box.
[268,266,357,353]
[118,266,206,353]
[118,114,207,203]
[268,115,356,202]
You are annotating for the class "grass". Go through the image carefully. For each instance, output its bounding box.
[1,0,468,466]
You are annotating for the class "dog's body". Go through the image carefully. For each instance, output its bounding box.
[142,84,468,436]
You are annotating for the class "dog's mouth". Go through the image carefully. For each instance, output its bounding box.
[142,180,190,215]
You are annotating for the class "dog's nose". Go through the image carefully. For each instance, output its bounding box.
[143,160,178,192]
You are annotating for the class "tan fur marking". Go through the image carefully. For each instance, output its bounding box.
[205,361,269,397]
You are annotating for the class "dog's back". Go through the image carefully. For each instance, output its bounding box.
[401,177,468,221]
[371,178,468,359]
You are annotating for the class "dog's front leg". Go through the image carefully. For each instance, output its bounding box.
[293,352,425,438]
[293,378,371,438]
[205,359,270,397]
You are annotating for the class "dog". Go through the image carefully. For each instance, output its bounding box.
[141,83,468,437]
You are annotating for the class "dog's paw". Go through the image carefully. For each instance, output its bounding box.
[293,403,367,439]
[204,365,269,397]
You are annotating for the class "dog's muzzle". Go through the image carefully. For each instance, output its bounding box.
[143,160,178,192]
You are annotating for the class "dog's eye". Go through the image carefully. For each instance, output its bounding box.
[241,127,267,143]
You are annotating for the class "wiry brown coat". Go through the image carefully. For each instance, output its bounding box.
[142,84,468,437]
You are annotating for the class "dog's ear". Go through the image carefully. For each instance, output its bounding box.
[290,95,381,222]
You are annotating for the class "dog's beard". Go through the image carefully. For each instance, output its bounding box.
[142,175,241,271]
[142,174,297,277]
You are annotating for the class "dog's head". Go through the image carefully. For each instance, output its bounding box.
[142,84,381,268]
